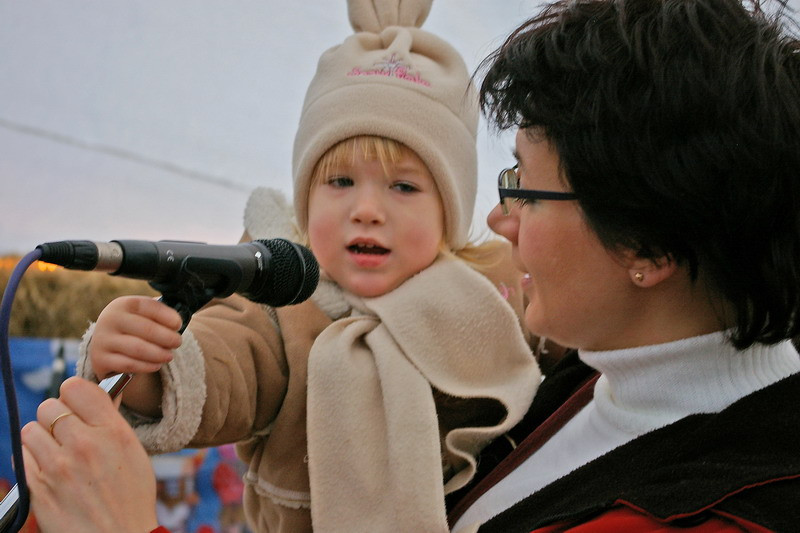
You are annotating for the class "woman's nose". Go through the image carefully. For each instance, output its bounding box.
[487,202,518,243]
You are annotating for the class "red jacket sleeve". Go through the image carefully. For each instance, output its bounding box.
[531,505,772,533]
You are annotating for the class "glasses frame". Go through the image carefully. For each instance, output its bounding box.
[497,165,579,215]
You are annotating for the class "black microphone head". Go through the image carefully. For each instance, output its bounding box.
[246,239,319,307]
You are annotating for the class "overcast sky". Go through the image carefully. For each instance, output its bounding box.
[0,0,541,256]
[1,0,797,256]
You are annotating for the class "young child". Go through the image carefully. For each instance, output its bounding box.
[79,1,540,532]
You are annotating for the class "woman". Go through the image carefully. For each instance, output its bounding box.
[447,0,800,531]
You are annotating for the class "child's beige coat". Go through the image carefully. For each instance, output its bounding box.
[78,188,540,533]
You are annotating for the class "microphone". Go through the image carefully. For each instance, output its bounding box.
[35,238,319,307]
[0,238,320,533]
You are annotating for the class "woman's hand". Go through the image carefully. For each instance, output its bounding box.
[21,377,160,533]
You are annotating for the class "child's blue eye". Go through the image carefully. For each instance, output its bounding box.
[327,176,353,188]
[392,182,419,193]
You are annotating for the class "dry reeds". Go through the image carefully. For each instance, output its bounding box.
[0,257,157,339]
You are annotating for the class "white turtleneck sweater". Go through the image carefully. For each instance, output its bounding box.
[452,331,800,532]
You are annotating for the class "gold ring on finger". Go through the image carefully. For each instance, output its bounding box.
[49,412,74,438]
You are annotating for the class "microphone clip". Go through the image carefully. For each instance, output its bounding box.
[150,256,240,333]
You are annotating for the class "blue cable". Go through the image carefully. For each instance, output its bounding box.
[1,249,42,532]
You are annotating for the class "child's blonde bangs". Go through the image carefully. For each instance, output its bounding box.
[311,136,408,186]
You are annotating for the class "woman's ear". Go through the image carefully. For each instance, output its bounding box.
[625,254,678,288]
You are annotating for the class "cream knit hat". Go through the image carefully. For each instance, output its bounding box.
[292,0,479,250]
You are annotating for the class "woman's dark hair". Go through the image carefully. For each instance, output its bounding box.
[478,0,800,348]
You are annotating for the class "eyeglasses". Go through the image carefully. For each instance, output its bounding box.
[498,165,579,215]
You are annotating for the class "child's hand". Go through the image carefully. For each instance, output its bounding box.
[89,295,183,379]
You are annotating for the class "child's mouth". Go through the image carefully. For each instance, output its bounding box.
[348,243,389,255]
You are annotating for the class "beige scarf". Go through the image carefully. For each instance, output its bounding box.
[306,257,540,532]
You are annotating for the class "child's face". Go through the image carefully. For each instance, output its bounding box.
[307,147,444,298]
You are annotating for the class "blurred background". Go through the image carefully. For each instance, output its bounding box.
[0,0,543,257]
